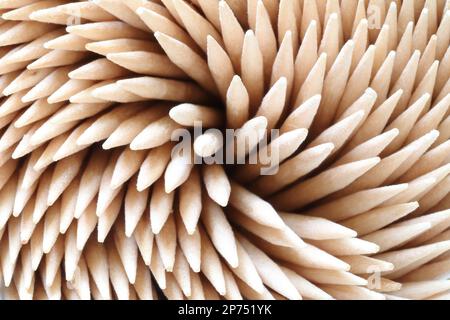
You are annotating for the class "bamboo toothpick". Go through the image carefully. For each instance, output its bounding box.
[0,0,449,301]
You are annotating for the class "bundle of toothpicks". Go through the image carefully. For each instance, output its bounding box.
[0,0,449,300]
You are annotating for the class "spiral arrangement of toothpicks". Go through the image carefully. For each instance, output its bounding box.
[0,0,449,300]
